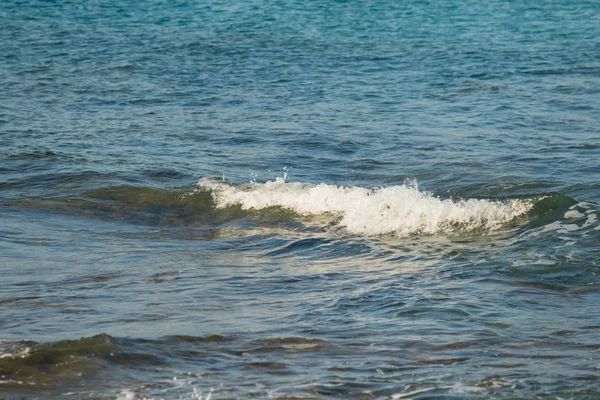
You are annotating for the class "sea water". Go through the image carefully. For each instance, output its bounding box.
[1,0,600,398]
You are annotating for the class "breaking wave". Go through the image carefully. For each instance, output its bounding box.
[197,178,534,237]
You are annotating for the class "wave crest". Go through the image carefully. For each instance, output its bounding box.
[198,178,533,237]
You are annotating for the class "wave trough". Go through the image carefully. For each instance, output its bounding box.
[198,178,533,237]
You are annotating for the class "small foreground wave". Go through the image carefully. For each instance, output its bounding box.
[198,178,534,237]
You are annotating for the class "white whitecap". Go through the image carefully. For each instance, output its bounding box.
[197,178,532,237]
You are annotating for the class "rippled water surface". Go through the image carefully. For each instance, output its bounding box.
[1,0,600,399]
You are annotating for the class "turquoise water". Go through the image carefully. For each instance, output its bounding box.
[1,0,600,398]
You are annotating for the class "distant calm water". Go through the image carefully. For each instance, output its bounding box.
[1,0,600,398]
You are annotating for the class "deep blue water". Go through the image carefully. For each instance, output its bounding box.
[1,0,600,399]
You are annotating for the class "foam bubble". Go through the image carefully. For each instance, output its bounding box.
[198,178,532,237]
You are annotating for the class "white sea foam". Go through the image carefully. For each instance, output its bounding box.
[198,178,533,237]
[564,210,584,219]
[0,346,30,359]
[116,390,135,400]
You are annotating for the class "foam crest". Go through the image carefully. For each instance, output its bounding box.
[198,178,533,237]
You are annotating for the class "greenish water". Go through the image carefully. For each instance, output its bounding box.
[1,0,599,398]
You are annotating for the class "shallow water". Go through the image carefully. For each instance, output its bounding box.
[1,0,600,399]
